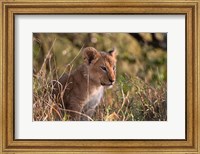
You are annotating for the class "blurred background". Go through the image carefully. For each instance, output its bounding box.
[33,33,167,121]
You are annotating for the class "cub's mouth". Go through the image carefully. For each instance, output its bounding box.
[100,82,113,86]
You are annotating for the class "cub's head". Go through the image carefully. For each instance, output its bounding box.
[83,47,117,88]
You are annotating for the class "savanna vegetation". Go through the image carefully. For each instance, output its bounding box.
[33,33,167,121]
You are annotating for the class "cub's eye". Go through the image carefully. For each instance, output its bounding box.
[100,66,107,72]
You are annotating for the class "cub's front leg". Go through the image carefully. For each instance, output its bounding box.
[81,102,97,121]
[81,104,97,121]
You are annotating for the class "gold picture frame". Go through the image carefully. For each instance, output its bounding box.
[0,0,200,153]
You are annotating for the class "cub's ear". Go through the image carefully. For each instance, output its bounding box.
[108,48,117,58]
[83,47,100,65]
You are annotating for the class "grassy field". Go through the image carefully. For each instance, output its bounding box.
[33,33,167,121]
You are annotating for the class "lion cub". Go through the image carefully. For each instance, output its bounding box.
[54,47,117,120]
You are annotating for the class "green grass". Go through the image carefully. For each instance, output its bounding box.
[93,74,167,121]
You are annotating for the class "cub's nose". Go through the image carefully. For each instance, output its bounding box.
[109,79,115,84]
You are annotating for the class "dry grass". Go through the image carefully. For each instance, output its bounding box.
[94,75,167,121]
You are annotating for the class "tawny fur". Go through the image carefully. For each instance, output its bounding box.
[53,47,117,120]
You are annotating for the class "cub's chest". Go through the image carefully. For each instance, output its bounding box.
[85,86,104,107]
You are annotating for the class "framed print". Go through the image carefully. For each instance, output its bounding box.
[0,0,200,153]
